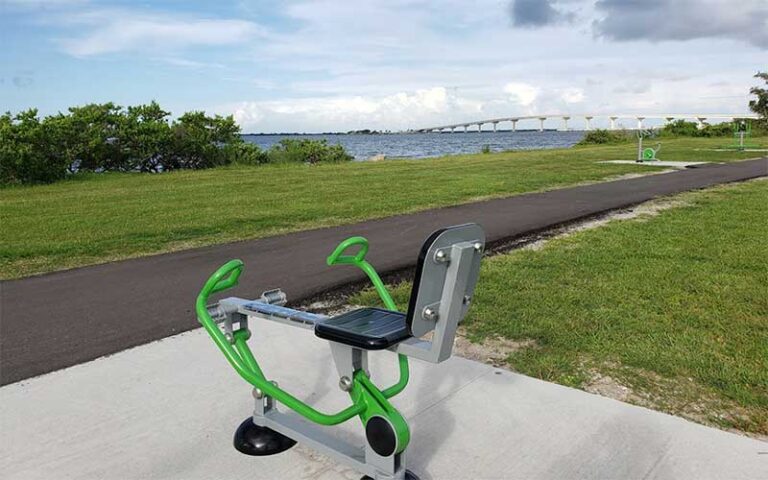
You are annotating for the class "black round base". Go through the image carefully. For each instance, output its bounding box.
[361,469,420,480]
[233,417,297,456]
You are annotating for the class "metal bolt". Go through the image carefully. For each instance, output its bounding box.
[435,249,448,262]
[271,380,279,387]
[463,295,472,305]
[473,242,483,253]
[339,376,353,391]
[224,333,234,344]
[423,307,438,321]
[253,388,264,399]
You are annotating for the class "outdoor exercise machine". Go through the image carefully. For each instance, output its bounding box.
[636,129,661,162]
[725,120,757,151]
[195,224,485,480]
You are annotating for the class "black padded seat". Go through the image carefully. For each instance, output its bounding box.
[314,307,409,350]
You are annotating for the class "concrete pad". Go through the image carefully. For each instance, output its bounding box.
[1,322,766,480]
[600,160,711,168]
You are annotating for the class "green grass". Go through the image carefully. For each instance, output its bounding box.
[0,136,764,279]
[353,180,768,434]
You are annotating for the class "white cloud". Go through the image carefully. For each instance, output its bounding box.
[560,87,585,103]
[222,87,488,132]
[503,82,540,106]
[56,10,262,56]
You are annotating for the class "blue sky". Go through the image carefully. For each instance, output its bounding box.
[1,0,766,132]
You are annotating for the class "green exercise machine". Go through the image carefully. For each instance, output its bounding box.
[637,129,661,162]
[195,224,485,480]
[724,120,758,151]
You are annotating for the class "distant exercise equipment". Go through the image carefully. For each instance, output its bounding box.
[637,129,661,162]
[195,224,485,480]
[725,120,758,151]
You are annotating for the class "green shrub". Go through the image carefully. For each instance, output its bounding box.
[660,120,700,137]
[701,122,734,137]
[0,102,253,185]
[224,142,268,165]
[660,119,734,138]
[481,144,491,154]
[576,129,631,145]
[267,139,353,164]
[0,110,70,185]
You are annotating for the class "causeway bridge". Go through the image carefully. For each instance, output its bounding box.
[414,113,760,133]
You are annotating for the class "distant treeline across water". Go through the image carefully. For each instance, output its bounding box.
[243,131,586,160]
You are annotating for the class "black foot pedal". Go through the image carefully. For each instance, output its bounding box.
[233,417,297,456]
[361,469,420,480]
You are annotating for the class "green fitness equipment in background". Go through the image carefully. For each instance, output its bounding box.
[196,224,485,480]
[636,129,661,162]
[725,120,758,151]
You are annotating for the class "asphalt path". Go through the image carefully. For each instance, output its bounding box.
[2,158,765,385]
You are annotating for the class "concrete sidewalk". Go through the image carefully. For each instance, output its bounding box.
[2,158,766,385]
[1,321,765,480]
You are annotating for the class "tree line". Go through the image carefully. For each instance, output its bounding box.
[0,102,352,186]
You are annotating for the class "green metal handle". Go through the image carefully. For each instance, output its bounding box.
[327,236,409,398]
[196,261,365,425]
[327,236,370,266]
[200,259,244,297]
[327,236,396,311]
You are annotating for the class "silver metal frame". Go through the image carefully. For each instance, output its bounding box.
[210,225,485,480]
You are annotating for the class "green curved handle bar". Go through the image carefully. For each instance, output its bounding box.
[327,236,369,266]
[327,236,409,398]
[327,236,396,311]
[196,260,364,425]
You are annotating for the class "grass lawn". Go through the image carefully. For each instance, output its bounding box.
[1,136,764,279]
[353,179,768,435]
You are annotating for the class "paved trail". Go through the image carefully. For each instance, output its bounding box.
[2,158,765,385]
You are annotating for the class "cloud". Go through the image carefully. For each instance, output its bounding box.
[593,0,768,49]
[560,87,585,103]
[221,87,489,132]
[509,0,574,27]
[503,82,540,106]
[56,10,263,56]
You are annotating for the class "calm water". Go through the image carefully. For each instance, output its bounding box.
[242,130,586,160]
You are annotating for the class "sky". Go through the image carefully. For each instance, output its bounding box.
[1,0,766,132]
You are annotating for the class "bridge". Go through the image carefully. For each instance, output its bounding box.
[413,113,760,133]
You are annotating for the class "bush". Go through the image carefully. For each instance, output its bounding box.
[224,142,269,166]
[0,102,267,185]
[481,144,491,154]
[576,129,631,145]
[0,102,357,186]
[0,110,70,185]
[267,139,353,164]
[660,119,735,138]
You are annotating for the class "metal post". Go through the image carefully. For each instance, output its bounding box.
[562,116,570,131]
[585,116,593,131]
[511,119,517,132]
[609,117,617,130]
[637,117,645,130]
[538,117,545,132]
[492,122,498,133]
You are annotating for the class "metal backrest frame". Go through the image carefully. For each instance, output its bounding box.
[396,223,485,363]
